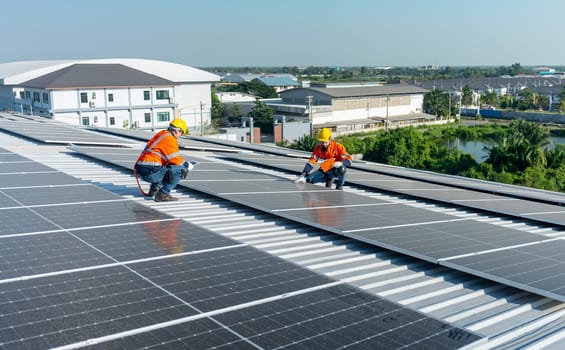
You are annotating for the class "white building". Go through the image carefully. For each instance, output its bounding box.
[274,83,435,135]
[0,59,220,132]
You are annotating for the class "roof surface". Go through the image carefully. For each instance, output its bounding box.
[21,63,174,89]
[283,84,429,98]
[0,58,220,85]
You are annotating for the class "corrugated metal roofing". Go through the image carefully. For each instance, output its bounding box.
[283,84,429,98]
[257,76,300,87]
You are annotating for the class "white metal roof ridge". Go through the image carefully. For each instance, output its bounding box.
[3,134,565,349]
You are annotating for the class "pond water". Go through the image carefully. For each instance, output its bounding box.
[442,136,565,163]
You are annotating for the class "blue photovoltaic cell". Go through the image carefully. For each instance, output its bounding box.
[128,245,333,311]
[0,231,113,279]
[89,285,481,350]
[445,240,565,300]
[0,266,199,349]
[71,219,240,261]
[0,207,60,235]
[3,184,120,206]
[32,200,171,229]
[0,172,84,187]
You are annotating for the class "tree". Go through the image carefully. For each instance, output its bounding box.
[423,89,451,117]
[461,85,473,106]
[484,119,550,171]
[247,98,275,132]
[558,86,565,113]
[211,92,224,119]
[230,103,241,119]
[480,90,498,107]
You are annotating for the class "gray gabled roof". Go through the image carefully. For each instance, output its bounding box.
[283,84,429,98]
[21,63,174,89]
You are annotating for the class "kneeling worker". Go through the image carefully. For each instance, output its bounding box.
[295,128,352,190]
[135,118,193,202]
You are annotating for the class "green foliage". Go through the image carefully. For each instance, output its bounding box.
[247,99,275,132]
[335,135,368,155]
[290,134,318,151]
[216,80,278,99]
[558,87,565,113]
[423,89,451,117]
[461,85,473,106]
[211,92,224,119]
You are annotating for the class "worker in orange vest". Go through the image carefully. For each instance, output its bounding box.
[135,119,193,202]
[295,128,352,190]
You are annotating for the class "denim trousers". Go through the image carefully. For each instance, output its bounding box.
[136,164,183,194]
[307,167,347,186]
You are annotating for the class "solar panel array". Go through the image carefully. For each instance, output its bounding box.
[89,126,247,153]
[219,152,565,227]
[0,146,481,349]
[69,146,565,304]
[0,119,138,146]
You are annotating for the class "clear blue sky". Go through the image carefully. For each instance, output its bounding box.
[3,0,564,68]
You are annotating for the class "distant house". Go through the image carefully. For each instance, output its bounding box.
[0,59,220,132]
[222,73,300,93]
[413,76,565,111]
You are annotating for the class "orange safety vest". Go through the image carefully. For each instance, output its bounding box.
[136,130,184,167]
[308,141,352,172]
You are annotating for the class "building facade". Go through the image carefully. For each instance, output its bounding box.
[0,59,220,132]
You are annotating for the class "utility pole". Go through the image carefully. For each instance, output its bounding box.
[306,96,313,136]
[199,101,204,136]
[385,94,390,131]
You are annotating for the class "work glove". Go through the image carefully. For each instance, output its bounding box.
[180,166,189,179]
[333,161,343,168]
[181,161,198,179]
[294,175,307,184]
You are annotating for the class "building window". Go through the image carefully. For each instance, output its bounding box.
[109,117,115,125]
[144,113,151,123]
[80,92,88,103]
[144,90,150,100]
[108,93,114,102]
[156,90,169,100]
[42,93,49,103]
[33,92,40,102]
[19,91,24,99]
[25,91,31,99]
[157,112,170,122]
[81,116,89,126]
[92,92,96,99]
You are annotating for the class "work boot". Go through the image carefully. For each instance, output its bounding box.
[335,184,343,190]
[325,178,335,188]
[147,184,160,197]
[154,190,178,202]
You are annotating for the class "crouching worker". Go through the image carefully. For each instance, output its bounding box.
[135,118,193,202]
[295,128,352,190]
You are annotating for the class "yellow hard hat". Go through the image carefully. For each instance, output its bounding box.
[317,128,331,142]
[169,118,187,135]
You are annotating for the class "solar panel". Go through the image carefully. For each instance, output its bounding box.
[0,147,481,349]
[0,119,137,146]
[89,126,243,153]
[68,146,565,303]
[445,240,565,301]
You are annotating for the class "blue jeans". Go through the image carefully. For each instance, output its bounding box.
[136,165,184,194]
[307,167,347,186]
